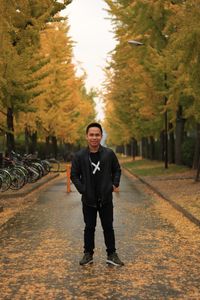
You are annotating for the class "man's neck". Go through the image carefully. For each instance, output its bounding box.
[89,145,100,153]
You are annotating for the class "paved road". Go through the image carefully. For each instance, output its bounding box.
[0,174,200,299]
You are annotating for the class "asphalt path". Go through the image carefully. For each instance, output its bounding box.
[0,174,200,299]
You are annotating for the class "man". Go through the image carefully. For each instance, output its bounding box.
[70,122,124,266]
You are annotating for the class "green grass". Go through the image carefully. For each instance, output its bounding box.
[121,159,190,177]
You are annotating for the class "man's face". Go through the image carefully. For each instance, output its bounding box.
[86,127,102,148]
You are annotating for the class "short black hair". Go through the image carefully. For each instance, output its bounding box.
[86,122,103,134]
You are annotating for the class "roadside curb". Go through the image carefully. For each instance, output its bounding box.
[0,173,59,200]
[122,167,200,229]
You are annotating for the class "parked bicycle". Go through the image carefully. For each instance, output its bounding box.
[0,151,61,192]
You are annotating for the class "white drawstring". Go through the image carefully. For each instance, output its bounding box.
[91,161,100,174]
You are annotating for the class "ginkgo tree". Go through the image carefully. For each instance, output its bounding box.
[103,0,199,166]
[165,0,200,167]
[16,20,95,157]
[104,0,170,155]
[0,0,73,154]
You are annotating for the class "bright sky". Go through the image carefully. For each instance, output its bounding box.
[62,0,116,120]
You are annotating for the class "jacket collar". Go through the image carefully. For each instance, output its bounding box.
[86,144,103,153]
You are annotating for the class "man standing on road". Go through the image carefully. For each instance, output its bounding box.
[70,122,124,266]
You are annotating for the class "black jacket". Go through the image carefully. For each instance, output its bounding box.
[70,145,121,207]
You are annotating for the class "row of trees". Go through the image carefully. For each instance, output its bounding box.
[103,0,200,167]
[0,0,95,158]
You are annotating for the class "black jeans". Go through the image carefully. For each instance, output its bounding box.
[82,201,116,255]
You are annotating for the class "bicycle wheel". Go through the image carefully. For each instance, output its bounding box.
[32,162,45,178]
[0,169,12,192]
[27,166,40,183]
[0,176,3,191]
[9,167,26,190]
[16,166,29,184]
[41,160,51,175]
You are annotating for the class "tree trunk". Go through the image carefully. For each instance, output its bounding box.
[30,131,37,154]
[51,136,57,159]
[175,106,185,165]
[45,136,50,158]
[131,138,138,159]
[123,144,127,156]
[159,131,164,161]
[6,107,15,155]
[25,126,29,154]
[168,123,175,164]
[141,137,148,158]
[149,136,155,160]
[193,123,200,169]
